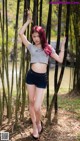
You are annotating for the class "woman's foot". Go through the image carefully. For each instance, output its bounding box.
[31,134,39,140]
[37,121,43,134]
[32,123,39,139]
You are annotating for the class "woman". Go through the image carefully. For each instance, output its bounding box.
[19,10,66,139]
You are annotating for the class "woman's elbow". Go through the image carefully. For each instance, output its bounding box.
[59,60,63,63]
[51,54,63,63]
[19,31,22,36]
[19,29,24,37]
[58,58,63,63]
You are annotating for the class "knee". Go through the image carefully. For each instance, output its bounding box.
[34,104,41,113]
[29,99,34,107]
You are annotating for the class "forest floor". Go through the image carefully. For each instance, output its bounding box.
[0,94,80,141]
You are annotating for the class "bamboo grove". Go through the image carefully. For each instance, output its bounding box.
[0,0,80,126]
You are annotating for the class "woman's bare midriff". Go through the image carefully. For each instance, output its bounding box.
[31,63,47,73]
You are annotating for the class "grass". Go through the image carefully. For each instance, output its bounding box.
[43,93,80,119]
[58,95,80,113]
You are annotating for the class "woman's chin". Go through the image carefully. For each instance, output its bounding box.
[35,43,41,46]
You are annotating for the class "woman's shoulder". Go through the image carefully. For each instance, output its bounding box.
[27,43,33,50]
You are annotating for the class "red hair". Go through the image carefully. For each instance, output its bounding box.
[31,25,52,55]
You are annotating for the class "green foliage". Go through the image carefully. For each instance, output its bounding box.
[0,1,2,11]
[0,32,2,47]
[8,27,15,49]
[58,95,80,114]
[0,51,2,65]
[0,93,3,125]
[0,0,67,48]
[42,0,58,37]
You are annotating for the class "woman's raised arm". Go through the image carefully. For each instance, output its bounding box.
[19,10,32,47]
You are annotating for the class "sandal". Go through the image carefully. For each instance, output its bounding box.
[31,134,39,140]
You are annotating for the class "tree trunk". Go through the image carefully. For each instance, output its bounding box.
[14,0,20,123]
[54,2,62,115]
[2,0,8,113]
[39,0,43,26]
[46,0,52,111]
[20,0,30,120]
[73,4,80,94]
[32,0,38,26]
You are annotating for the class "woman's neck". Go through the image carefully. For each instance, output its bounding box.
[35,43,42,48]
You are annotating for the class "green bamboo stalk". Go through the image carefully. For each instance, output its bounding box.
[14,0,20,123]
[0,93,3,125]
[20,0,28,120]
[4,0,12,122]
[46,0,52,112]
[2,0,8,112]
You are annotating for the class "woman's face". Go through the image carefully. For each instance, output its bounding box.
[32,32,41,46]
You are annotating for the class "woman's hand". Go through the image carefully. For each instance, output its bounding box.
[62,36,66,45]
[27,10,32,23]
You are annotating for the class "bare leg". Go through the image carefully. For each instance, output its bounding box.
[26,84,39,137]
[34,87,45,133]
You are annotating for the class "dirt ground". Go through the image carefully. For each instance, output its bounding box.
[0,106,80,141]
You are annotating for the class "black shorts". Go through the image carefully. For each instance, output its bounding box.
[26,69,47,88]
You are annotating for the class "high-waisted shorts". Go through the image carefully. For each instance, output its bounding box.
[26,69,47,88]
